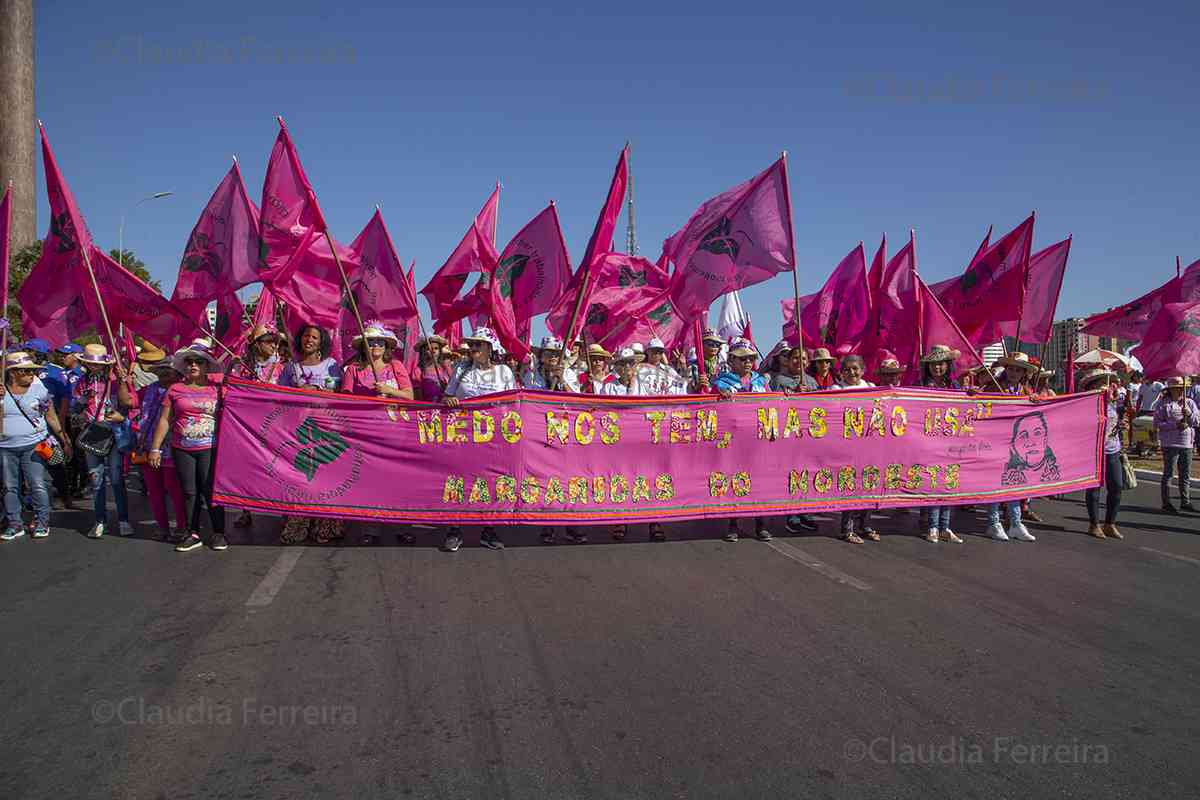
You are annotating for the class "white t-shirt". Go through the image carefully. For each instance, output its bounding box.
[600,377,644,396]
[521,367,579,393]
[447,363,517,399]
[834,379,875,390]
[1139,381,1165,412]
[637,364,688,396]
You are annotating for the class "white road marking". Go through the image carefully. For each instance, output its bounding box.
[766,539,872,591]
[1140,547,1200,567]
[245,549,306,607]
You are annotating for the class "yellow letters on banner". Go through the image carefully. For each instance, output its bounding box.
[709,472,728,497]
[468,477,491,503]
[610,475,630,502]
[546,411,570,444]
[838,465,856,492]
[592,476,607,502]
[418,411,443,444]
[784,462,964,498]
[809,408,827,438]
[600,413,621,444]
[655,475,674,500]
[443,476,465,502]
[575,412,596,445]
[732,472,752,497]
[814,468,833,493]
[496,476,517,502]
[783,408,805,439]
[545,477,566,504]
[843,408,865,438]
[473,411,495,443]
[521,476,541,503]
[632,476,651,502]
[890,406,907,437]
[789,468,809,494]
[446,412,469,444]
[568,477,589,504]
[758,408,779,441]
[501,411,522,443]
[696,410,718,441]
[670,411,692,443]
[645,411,665,443]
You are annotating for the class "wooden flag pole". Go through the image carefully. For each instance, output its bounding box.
[79,245,125,376]
[325,230,379,382]
[782,151,803,345]
[0,181,10,433]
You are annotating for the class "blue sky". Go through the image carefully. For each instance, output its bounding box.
[32,0,1200,342]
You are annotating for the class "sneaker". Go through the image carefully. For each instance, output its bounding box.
[1086,523,1106,539]
[32,525,50,539]
[361,534,378,546]
[939,529,963,544]
[564,527,588,544]
[480,528,504,550]
[649,523,666,542]
[87,522,105,539]
[175,532,203,552]
[1008,522,1036,542]
[1,527,25,542]
[724,522,741,542]
[1102,523,1123,540]
[210,533,229,551]
[925,528,940,543]
[986,522,1009,541]
[118,521,135,537]
[168,527,187,544]
[755,525,773,542]
[843,531,865,544]
[1162,503,1180,515]
[784,514,818,533]
[443,528,463,552]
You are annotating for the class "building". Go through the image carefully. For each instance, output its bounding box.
[1043,318,1136,391]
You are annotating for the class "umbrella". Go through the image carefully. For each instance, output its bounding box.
[1074,348,1131,370]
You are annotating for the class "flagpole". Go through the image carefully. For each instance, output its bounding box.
[782,151,803,345]
[79,245,125,374]
[911,230,924,380]
[325,231,379,382]
[0,182,9,434]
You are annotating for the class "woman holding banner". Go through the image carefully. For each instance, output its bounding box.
[832,354,876,543]
[147,343,228,552]
[443,327,515,552]
[713,338,773,543]
[1080,368,1127,539]
[920,345,964,544]
[986,352,1038,542]
[232,324,287,530]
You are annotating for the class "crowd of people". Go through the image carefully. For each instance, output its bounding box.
[1,320,1196,553]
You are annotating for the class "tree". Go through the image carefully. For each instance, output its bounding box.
[5,241,161,341]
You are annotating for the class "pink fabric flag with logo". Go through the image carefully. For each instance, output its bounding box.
[1082,258,1200,340]
[172,161,262,305]
[595,291,692,351]
[1130,299,1200,380]
[273,233,361,331]
[780,295,814,341]
[931,214,1034,346]
[867,234,886,301]
[862,235,918,372]
[87,247,194,350]
[337,209,421,365]
[798,243,871,353]
[258,119,327,288]
[917,277,989,375]
[665,156,795,317]
[547,252,669,344]
[18,125,99,344]
[212,291,248,356]
[420,186,500,326]
[997,236,1071,343]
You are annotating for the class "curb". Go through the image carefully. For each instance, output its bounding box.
[1134,469,1200,489]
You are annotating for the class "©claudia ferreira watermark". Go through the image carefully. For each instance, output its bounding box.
[91,696,358,728]
[844,74,1110,104]
[844,736,1112,766]
[93,36,357,67]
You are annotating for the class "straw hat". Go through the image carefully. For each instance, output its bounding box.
[728,337,757,358]
[80,343,114,365]
[463,326,500,350]
[587,343,612,360]
[701,328,724,345]
[809,347,835,363]
[352,321,400,346]
[418,333,448,349]
[1166,376,1188,389]
[137,343,167,363]
[613,347,638,363]
[921,344,961,363]
[996,351,1035,371]
[5,351,38,370]
[171,343,219,373]
[1078,367,1117,389]
[876,357,904,374]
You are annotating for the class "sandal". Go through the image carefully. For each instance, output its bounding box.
[649,523,666,541]
[612,524,627,541]
[843,532,865,544]
[865,530,881,542]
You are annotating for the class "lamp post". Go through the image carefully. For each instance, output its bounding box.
[118,191,173,267]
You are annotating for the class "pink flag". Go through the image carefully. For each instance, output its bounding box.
[780,295,815,341]
[420,186,500,325]
[862,235,919,371]
[997,237,1071,343]
[337,210,420,364]
[87,247,193,350]
[665,156,795,316]
[548,252,670,344]
[1,184,11,315]
[798,243,871,353]
[258,119,327,288]
[596,292,691,352]
[273,234,361,330]
[867,234,886,301]
[969,225,993,269]
[435,319,464,351]
[931,214,1034,345]
[121,327,137,364]
[1082,258,1200,340]
[252,283,280,330]
[172,161,261,303]
[917,277,989,377]
[1130,299,1200,380]
[212,292,248,356]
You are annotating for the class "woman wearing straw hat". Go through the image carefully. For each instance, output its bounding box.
[578,344,615,394]
[808,347,837,389]
[148,343,229,552]
[920,344,965,544]
[1155,376,1199,514]
[0,351,71,540]
[415,334,449,401]
[984,352,1038,542]
[341,322,414,400]
[130,350,188,541]
[442,327,515,552]
[712,338,774,542]
[523,336,579,393]
[240,324,287,384]
[829,355,877,542]
[72,344,135,539]
[1080,368,1128,539]
[874,354,905,388]
[769,341,819,393]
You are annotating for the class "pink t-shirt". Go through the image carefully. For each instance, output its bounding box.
[339,361,413,397]
[166,382,219,451]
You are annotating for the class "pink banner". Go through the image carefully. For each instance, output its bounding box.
[214,379,1104,525]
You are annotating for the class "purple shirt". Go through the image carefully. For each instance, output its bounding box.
[1154,395,1200,449]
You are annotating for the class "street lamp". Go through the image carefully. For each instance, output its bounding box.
[118,191,174,267]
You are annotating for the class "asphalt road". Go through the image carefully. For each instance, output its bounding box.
[1,478,1199,799]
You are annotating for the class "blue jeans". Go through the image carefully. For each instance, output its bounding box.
[987,501,1021,527]
[1,446,50,529]
[86,448,129,525]
[929,506,953,531]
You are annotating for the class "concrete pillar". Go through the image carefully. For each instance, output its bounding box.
[0,0,36,250]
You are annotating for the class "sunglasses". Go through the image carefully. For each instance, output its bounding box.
[366,339,388,347]
[183,358,206,367]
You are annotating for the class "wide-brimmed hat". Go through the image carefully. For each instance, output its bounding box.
[921,344,961,363]
[80,343,115,365]
[876,357,904,374]
[587,343,612,360]
[996,351,1035,371]
[613,347,638,363]
[352,321,400,347]
[728,338,757,358]
[1078,367,1117,389]
[646,337,666,352]
[1166,376,1188,389]
[5,351,38,370]
[701,328,724,345]
[250,323,284,344]
[171,343,219,373]
[809,347,835,363]
[418,334,447,349]
[538,335,564,352]
[137,343,167,363]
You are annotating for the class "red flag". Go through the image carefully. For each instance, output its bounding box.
[798,243,871,353]
[258,119,327,288]
[1082,258,1200,340]
[931,214,1034,345]
[337,209,420,364]
[547,252,669,342]
[420,186,500,325]
[172,162,262,303]
[997,236,1071,343]
[665,156,795,316]
[1131,299,1200,380]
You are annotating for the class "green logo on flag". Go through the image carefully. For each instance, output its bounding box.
[618,265,647,287]
[1178,314,1200,337]
[496,254,529,299]
[697,217,740,259]
[647,302,672,325]
[292,417,350,482]
[585,303,608,327]
[50,211,78,253]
